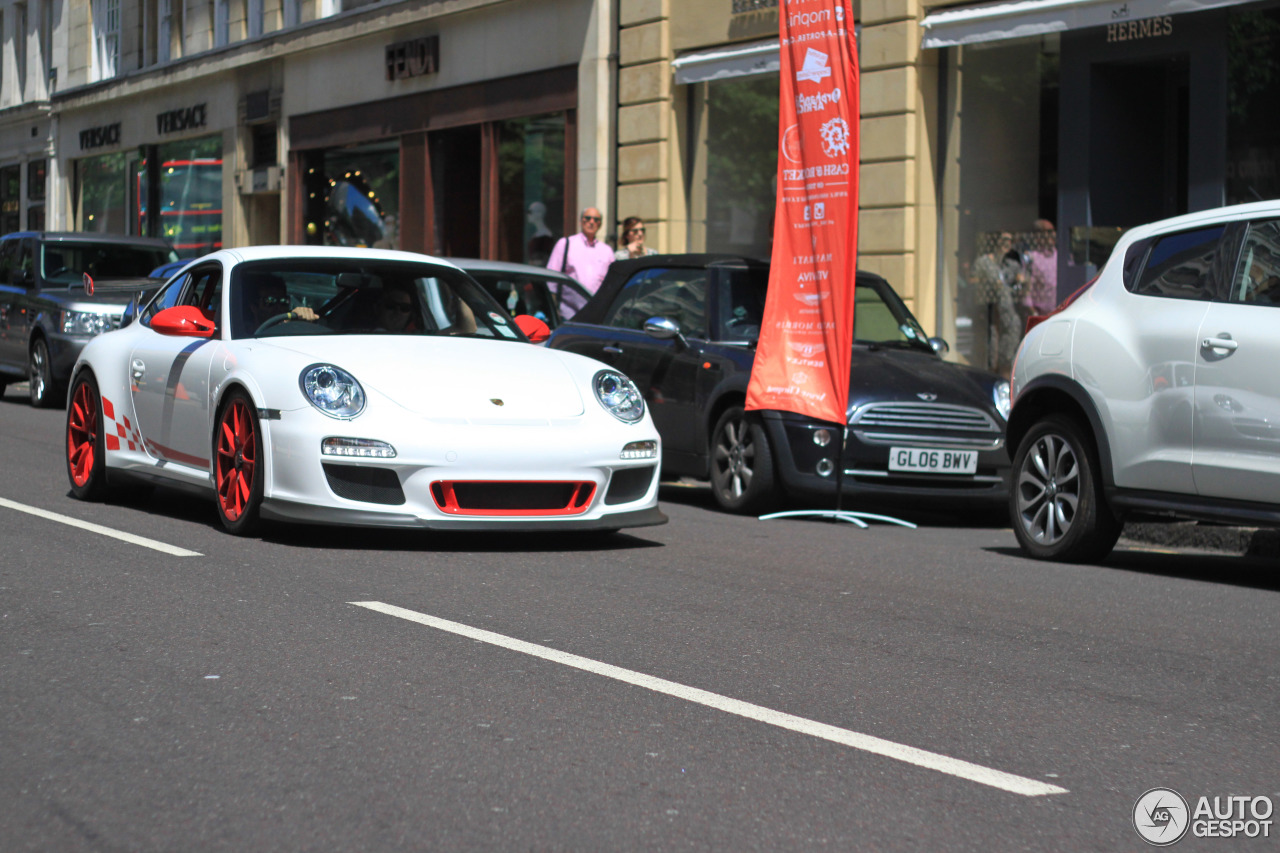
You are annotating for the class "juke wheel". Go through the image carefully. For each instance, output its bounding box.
[214,390,265,535]
[66,373,108,501]
[1010,414,1120,562]
[710,405,776,515]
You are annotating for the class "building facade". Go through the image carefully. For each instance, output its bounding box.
[48,0,615,261]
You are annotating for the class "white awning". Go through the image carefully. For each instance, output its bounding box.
[672,39,780,85]
[921,0,1256,48]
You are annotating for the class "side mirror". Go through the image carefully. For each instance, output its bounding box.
[513,314,551,343]
[151,305,215,338]
[643,316,688,349]
[928,336,950,355]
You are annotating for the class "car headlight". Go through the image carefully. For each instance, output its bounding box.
[300,364,366,419]
[993,379,1011,421]
[61,309,117,336]
[593,370,645,423]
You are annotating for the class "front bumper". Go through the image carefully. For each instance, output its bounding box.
[761,410,1010,507]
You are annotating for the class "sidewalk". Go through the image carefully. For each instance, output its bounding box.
[1121,521,1280,557]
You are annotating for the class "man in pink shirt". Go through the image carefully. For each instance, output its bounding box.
[547,207,615,318]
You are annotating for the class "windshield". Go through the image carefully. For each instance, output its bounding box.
[43,242,178,284]
[465,269,579,328]
[229,258,526,341]
[853,279,933,351]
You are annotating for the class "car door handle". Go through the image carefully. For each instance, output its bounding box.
[1201,337,1238,352]
[131,358,146,380]
[603,346,623,355]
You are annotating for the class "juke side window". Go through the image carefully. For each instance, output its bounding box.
[1130,225,1225,299]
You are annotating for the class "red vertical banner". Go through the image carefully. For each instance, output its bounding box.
[745,0,859,425]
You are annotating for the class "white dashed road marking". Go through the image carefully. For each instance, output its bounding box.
[351,600,1068,797]
[0,497,202,557]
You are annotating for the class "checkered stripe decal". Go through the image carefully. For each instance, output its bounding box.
[101,395,143,452]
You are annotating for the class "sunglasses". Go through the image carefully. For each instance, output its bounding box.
[628,227,646,235]
[382,301,412,314]
[581,215,602,223]
[258,295,290,309]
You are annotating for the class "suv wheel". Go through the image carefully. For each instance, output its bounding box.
[29,338,59,408]
[1010,414,1120,562]
[710,405,776,514]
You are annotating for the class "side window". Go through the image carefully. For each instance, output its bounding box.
[1229,219,1280,307]
[1130,226,1225,299]
[602,268,708,337]
[714,267,766,341]
[16,238,35,287]
[181,267,223,321]
[141,273,192,326]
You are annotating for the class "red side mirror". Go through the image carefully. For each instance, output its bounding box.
[151,305,215,338]
[514,314,551,343]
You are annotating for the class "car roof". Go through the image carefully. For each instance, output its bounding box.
[446,257,580,282]
[2,231,176,249]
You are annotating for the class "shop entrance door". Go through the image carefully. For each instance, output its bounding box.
[430,126,482,257]
[1089,56,1189,227]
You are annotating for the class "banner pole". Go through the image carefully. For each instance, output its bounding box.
[834,423,846,515]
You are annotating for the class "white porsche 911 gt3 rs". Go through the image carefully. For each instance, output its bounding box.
[64,246,666,535]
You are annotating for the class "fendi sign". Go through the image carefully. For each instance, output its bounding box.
[79,122,121,150]
[156,103,208,134]
[386,35,439,80]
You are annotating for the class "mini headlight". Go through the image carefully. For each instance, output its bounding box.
[593,370,645,424]
[300,364,366,419]
[993,379,1011,421]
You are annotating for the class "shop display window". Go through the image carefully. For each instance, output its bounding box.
[76,151,130,234]
[138,134,224,258]
[1,166,19,235]
[689,73,780,261]
[321,140,400,250]
[1227,6,1280,204]
[497,114,565,265]
[939,37,1059,377]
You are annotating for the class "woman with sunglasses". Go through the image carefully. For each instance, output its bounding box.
[615,217,657,260]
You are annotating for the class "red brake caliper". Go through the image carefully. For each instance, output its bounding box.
[67,383,97,487]
[217,401,255,520]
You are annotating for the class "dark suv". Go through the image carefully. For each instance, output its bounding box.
[0,232,177,406]
[546,254,1012,515]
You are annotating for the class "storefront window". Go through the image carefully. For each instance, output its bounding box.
[322,139,400,249]
[77,151,130,234]
[691,73,779,260]
[1227,6,1280,204]
[138,135,224,258]
[940,37,1059,377]
[0,166,19,235]
[497,114,565,265]
[26,159,46,230]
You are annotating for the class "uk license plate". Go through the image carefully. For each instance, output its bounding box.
[888,447,978,475]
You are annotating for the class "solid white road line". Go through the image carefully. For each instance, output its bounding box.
[0,497,203,557]
[350,600,1068,798]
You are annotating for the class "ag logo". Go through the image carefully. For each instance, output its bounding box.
[1133,788,1190,845]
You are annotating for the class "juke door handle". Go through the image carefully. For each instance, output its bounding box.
[603,346,623,355]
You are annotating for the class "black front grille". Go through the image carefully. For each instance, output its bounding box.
[605,466,656,505]
[322,464,406,505]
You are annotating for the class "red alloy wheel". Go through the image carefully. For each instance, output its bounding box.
[67,381,99,488]
[216,397,257,521]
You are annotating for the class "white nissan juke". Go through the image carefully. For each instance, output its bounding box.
[65,246,666,536]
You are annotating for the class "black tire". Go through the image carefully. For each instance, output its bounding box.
[29,337,60,408]
[709,405,777,514]
[66,373,109,502]
[213,390,265,536]
[1010,414,1121,562]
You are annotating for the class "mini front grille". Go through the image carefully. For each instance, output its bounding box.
[431,480,596,516]
[850,402,1001,448]
[322,464,406,505]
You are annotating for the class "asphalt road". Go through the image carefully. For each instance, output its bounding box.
[2,386,1278,851]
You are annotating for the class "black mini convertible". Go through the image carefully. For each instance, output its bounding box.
[545,254,1012,515]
